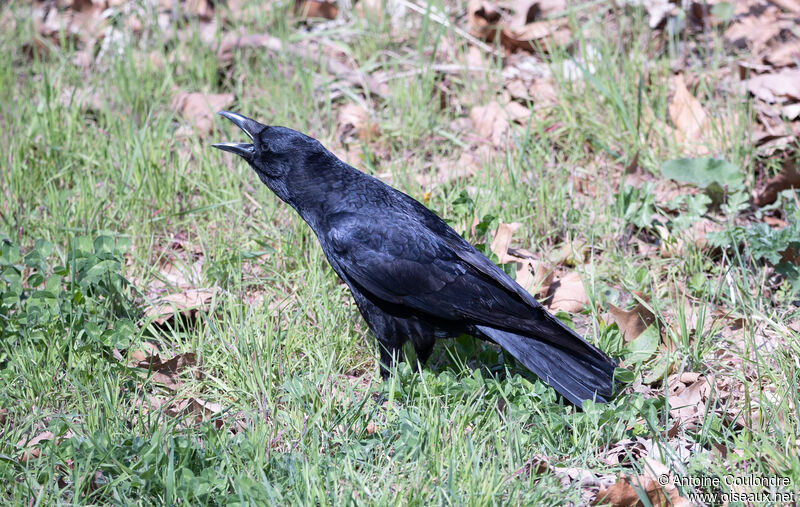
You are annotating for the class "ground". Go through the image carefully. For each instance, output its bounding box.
[1,0,799,505]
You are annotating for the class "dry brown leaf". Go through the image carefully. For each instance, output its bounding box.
[60,86,105,114]
[516,259,554,299]
[144,289,214,325]
[549,239,587,266]
[548,272,587,313]
[185,0,215,20]
[753,157,800,207]
[416,145,493,186]
[17,431,55,462]
[218,32,281,64]
[608,298,655,343]
[470,101,510,146]
[501,20,571,52]
[766,39,800,67]
[746,69,800,103]
[366,420,376,435]
[0,407,7,425]
[172,91,234,137]
[295,0,339,19]
[337,103,379,143]
[783,103,800,120]
[724,5,790,53]
[667,374,710,428]
[490,222,523,263]
[511,454,550,478]
[593,475,660,506]
[130,341,161,363]
[770,0,800,13]
[505,101,532,123]
[668,74,707,142]
[467,0,570,53]
[135,352,198,390]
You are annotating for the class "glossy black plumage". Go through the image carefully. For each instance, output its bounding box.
[213,111,617,407]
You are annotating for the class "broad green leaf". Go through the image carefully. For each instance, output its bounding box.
[623,324,660,364]
[661,157,743,192]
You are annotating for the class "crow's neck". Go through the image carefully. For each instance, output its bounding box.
[287,157,364,230]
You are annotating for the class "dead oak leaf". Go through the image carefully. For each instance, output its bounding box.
[593,472,691,507]
[337,103,379,144]
[425,147,488,185]
[144,289,215,326]
[746,69,800,103]
[501,20,571,53]
[16,430,73,463]
[467,0,570,53]
[217,32,282,64]
[547,272,587,313]
[490,222,523,263]
[135,352,198,391]
[172,91,234,137]
[667,373,710,428]
[668,74,707,143]
[516,259,554,299]
[295,0,338,19]
[470,101,510,146]
[753,157,800,207]
[766,39,800,67]
[609,297,655,343]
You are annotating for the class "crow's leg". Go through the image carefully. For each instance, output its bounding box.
[378,341,402,380]
[413,340,435,372]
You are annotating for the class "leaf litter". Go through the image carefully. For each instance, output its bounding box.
[10,0,800,501]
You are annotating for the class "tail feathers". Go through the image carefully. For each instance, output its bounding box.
[475,324,616,407]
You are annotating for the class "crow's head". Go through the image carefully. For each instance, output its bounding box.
[213,111,331,203]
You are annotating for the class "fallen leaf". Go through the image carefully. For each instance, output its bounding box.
[366,420,376,435]
[172,91,234,137]
[467,0,570,53]
[337,103,379,143]
[501,20,571,52]
[753,158,800,207]
[592,475,663,506]
[609,297,655,343]
[724,5,790,53]
[135,352,198,390]
[144,289,215,325]
[490,222,523,263]
[767,0,800,12]
[295,0,338,19]
[746,69,800,103]
[17,431,55,462]
[548,239,587,266]
[548,272,587,312]
[217,32,281,64]
[688,219,721,250]
[416,145,493,186]
[783,103,800,120]
[130,341,161,363]
[516,259,554,299]
[766,39,800,67]
[185,0,214,20]
[668,74,707,142]
[667,374,710,428]
[0,407,7,425]
[470,101,510,146]
[511,454,550,478]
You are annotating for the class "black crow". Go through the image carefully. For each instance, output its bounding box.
[213,111,617,407]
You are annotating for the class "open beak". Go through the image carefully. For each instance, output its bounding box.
[212,111,265,159]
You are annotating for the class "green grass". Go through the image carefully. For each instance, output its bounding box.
[1,0,799,504]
